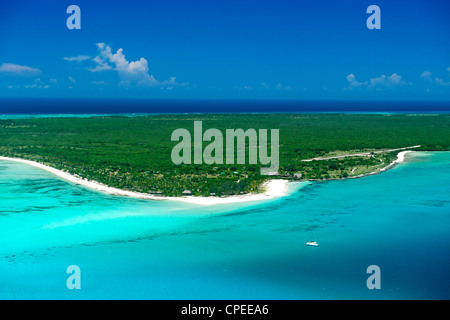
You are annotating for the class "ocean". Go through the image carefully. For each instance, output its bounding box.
[0,151,449,299]
[1,98,450,116]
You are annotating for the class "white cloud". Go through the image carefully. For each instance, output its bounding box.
[368,75,387,88]
[88,43,186,88]
[387,73,403,85]
[260,82,292,90]
[0,63,41,76]
[63,55,92,62]
[88,55,113,72]
[368,73,406,88]
[68,76,76,83]
[421,68,450,86]
[434,77,450,86]
[346,74,367,89]
[24,78,50,89]
[275,83,292,90]
[420,70,432,80]
[347,73,407,89]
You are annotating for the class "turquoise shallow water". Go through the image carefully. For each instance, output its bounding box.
[0,152,449,299]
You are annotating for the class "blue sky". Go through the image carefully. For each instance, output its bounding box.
[0,0,449,100]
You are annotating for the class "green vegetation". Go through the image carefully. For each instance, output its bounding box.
[1,113,449,196]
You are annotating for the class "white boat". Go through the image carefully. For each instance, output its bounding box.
[306,241,319,246]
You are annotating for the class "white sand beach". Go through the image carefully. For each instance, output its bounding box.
[0,156,290,205]
[379,150,413,172]
[394,150,413,164]
[0,150,413,205]
[344,149,414,179]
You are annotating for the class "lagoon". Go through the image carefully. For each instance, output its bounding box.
[0,151,449,299]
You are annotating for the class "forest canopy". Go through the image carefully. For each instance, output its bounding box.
[1,113,449,196]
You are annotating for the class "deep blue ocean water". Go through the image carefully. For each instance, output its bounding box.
[0,98,449,115]
[0,151,449,299]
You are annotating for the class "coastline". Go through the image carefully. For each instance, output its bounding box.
[0,156,291,205]
[394,150,412,164]
[0,151,412,205]
[346,150,413,179]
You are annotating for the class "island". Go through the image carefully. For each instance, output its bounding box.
[0,113,449,200]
